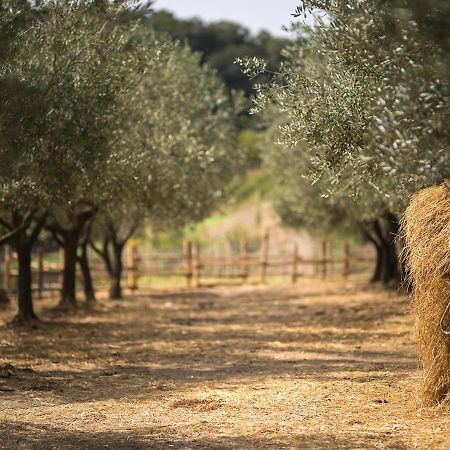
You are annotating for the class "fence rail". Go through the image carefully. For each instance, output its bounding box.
[1,233,376,295]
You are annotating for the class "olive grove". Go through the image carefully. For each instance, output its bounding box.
[0,0,242,320]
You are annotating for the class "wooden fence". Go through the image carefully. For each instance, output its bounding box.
[135,236,375,288]
[1,233,375,295]
[2,246,63,298]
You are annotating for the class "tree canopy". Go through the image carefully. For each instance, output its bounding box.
[91,41,243,299]
[238,0,450,285]
[241,0,450,213]
[0,0,242,318]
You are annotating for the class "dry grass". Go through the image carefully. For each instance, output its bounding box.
[171,397,223,412]
[402,181,450,405]
[0,281,449,449]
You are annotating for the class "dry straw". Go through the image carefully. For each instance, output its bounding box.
[402,180,450,405]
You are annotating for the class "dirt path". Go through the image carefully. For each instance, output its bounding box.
[0,281,449,449]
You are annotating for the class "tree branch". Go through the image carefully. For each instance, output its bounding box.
[79,219,93,246]
[28,211,48,244]
[51,230,65,248]
[0,227,25,246]
[46,222,68,238]
[0,210,35,245]
[90,237,112,275]
[361,221,383,248]
[123,222,139,244]
[89,239,105,258]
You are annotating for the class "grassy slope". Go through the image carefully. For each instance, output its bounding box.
[148,169,364,261]
[149,169,274,250]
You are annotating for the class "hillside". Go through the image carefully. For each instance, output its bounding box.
[184,170,328,259]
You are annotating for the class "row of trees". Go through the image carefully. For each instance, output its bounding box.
[240,0,449,286]
[0,1,243,321]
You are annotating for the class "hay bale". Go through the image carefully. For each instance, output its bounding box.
[402,181,450,405]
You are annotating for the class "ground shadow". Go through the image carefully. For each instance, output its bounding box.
[0,284,416,405]
[0,419,408,449]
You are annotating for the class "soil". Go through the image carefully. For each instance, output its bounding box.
[0,281,449,449]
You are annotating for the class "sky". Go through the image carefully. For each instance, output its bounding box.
[153,0,303,37]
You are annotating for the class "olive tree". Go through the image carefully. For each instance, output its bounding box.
[0,1,154,318]
[0,1,57,321]
[37,2,166,308]
[91,44,243,299]
[239,0,449,284]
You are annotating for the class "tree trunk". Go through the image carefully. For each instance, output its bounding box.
[78,241,96,304]
[379,213,401,286]
[14,237,37,322]
[10,211,47,323]
[60,229,79,307]
[371,243,383,283]
[49,209,95,308]
[379,241,400,285]
[109,241,125,300]
[90,237,112,276]
[363,221,383,283]
[363,214,401,287]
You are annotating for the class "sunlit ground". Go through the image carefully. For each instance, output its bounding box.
[1,280,449,449]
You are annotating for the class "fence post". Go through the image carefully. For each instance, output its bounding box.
[192,242,201,288]
[58,246,64,290]
[321,240,328,280]
[260,231,270,284]
[240,238,248,283]
[291,242,299,284]
[37,248,44,300]
[227,240,233,279]
[127,242,138,291]
[4,245,11,291]
[183,240,193,288]
[343,241,350,279]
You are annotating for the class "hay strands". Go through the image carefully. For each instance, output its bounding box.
[440,299,450,336]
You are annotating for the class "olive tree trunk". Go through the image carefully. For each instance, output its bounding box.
[60,229,79,307]
[90,219,138,301]
[48,209,95,308]
[6,211,47,323]
[77,223,96,304]
[363,213,401,287]
[15,239,36,322]
[78,241,96,303]
[109,240,125,300]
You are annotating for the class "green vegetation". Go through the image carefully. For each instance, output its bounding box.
[146,169,271,250]
[1,0,448,321]
[240,0,450,285]
[0,0,242,321]
[147,9,290,99]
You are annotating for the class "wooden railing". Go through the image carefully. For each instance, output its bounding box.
[1,234,375,294]
[131,235,375,288]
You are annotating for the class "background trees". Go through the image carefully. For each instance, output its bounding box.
[147,9,289,99]
[1,0,59,320]
[4,0,444,324]
[265,142,401,284]
[91,43,242,300]
[1,1,154,314]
